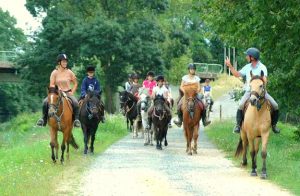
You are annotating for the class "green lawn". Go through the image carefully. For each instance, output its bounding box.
[205,120,300,195]
[0,113,128,196]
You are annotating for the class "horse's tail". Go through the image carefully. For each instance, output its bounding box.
[235,137,243,157]
[69,134,79,149]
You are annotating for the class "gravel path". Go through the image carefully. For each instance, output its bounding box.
[57,93,292,196]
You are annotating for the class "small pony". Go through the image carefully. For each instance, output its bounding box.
[138,88,152,144]
[181,83,203,155]
[119,90,138,132]
[235,70,271,179]
[47,86,79,164]
[79,90,104,154]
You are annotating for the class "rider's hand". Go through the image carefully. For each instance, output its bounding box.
[225,57,232,67]
[69,91,74,96]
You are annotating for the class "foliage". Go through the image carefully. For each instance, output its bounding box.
[206,120,300,195]
[167,54,192,84]
[198,0,300,121]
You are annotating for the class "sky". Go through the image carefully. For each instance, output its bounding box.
[0,0,43,35]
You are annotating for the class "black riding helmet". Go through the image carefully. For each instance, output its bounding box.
[244,48,260,60]
[147,71,155,77]
[132,73,139,79]
[188,63,196,70]
[156,75,164,82]
[86,65,95,72]
[57,54,68,63]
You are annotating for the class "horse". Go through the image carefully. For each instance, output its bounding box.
[119,90,138,133]
[235,70,271,179]
[138,88,152,145]
[203,93,212,120]
[181,83,203,155]
[79,90,104,154]
[151,95,170,150]
[47,86,79,164]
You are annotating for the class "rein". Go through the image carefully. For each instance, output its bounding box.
[153,107,166,121]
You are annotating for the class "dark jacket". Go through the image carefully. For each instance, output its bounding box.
[81,76,101,98]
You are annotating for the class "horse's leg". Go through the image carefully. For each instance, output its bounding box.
[192,125,199,154]
[184,127,189,153]
[164,130,168,146]
[82,124,88,154]
[249,139,257,176]
[66,142,70,160]
[150,126,154,146]
[90,127,97,154]
[49,127,57,163]
[261,133,269,179]
[241,131,248,166]
[60,131,68,164]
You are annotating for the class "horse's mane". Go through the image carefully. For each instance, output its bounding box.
[182,83,198,96]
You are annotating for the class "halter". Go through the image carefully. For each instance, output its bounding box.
[250,77,266,111]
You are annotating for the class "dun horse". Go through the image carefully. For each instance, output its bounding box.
[79,90,104,154]
[235,71,271,179]
[181,83,203,155]
[48,86,79,163]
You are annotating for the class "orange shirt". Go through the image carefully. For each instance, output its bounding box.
[50,69,76,91]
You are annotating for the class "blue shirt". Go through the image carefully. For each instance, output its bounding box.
[203,85,211,92]
[239,61,267,92]
[81,76,101,97]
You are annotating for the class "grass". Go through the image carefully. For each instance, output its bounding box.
[0,113,128,196]
[210,73,243,100]
[205,120,300,195]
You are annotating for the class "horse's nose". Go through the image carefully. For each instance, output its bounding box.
[250,98,257,106]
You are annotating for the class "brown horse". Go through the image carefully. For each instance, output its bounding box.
[181,83,203,155]
[48,86,79,163]
[235,71,271,179]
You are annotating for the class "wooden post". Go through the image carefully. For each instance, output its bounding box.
[233,47,236,70]
[228,47,231,76]
[220,105,222,121]
[224,46,227,74]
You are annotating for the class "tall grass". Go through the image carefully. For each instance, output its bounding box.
[205,120,300,195]
[0,113,128,196]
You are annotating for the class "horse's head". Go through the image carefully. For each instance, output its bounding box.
[85,91,101,117]
[139,93,150,111]
[47,86,62,117]
[249,70,266,108]
[154,95,165,115]
[119,90,129,108]
[183,85,198,116]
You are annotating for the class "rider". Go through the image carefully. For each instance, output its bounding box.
[143,71,156,96]
[147,75,172,129]
[163,80,173,103]
[173,63,211,127]
[36,54,81,127]
[130,73,142,99]
[125,73,132,92]
[203,79,214,112]
[225,47,280,134]
[79,65,105,123]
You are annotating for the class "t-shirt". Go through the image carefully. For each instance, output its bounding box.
[143,80,157,96]
[152,86,168,98]
[50,69,76,91]
[182,75,200,84]
[238,61,267,92]
[81,76,101,97]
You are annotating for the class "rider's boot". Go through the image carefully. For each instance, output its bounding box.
[174,109,183,127]
[233,109,243,133]
[202,109,211,126]
[271,110,280,134]
[36,101,48,127]
[73,105,81,127]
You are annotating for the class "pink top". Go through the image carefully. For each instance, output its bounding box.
[143,80,157,96]
[50,69,76,91]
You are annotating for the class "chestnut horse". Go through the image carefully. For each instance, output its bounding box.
[48,86,79,163]
[235,71,271,179]
[181,83,203,155]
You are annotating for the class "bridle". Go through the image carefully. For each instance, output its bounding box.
[153,98,166,121]
[120,93,136,115]
[185,96,196,119]
[250,77,266,111]
[48,91,64,130]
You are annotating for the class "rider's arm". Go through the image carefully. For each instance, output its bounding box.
[225,57,241,78]
[70,72,78,95]
[197,82,201,93]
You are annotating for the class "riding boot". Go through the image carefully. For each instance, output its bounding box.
[233,109,243,133]
[202,109,211,126]
[174,109,183,127]
[271,110,280,134]
[36,101,48,127]
[73,105,81,127]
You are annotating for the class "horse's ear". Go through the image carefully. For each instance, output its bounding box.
[250,71,253,78]
[260,70,264,77]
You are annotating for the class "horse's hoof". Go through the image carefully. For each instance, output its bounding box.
[193,150,197,154]
[241,162,247,167]
[164,141,168,146]
[261,173,267,179]
[144,142,149,146]
[53,159,56,163]
[187,152,192,156]
[250,171,257,176]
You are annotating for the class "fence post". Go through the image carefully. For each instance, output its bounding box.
[220,105,222,121]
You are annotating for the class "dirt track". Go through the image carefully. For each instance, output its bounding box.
[56,93,292,196]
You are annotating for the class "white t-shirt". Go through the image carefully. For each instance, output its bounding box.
[152,86,169,97]
[182,75,200,84]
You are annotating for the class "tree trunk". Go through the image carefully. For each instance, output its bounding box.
[104,85,116,114]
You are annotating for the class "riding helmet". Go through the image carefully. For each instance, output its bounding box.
[57,53,68,63]
[188,63,196,70]
[128,73,133,78]
[86,65,96,72]
[147,71,155,77]
[156,75,164,82]
[132,73,139,79]
[244,48,260,60]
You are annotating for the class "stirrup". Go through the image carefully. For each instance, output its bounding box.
[203,120,211,126]
[272,125,280,134]
[36,119,46,127]
[233,125,241,134]
[174,119,182,127]
[74,120,81,127]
